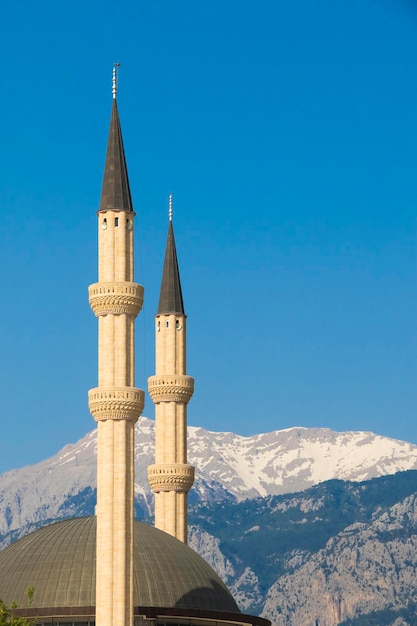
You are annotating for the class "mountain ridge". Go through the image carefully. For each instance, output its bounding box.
[2,418,417,538]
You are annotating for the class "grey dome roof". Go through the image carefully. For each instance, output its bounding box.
[0,517,238,614]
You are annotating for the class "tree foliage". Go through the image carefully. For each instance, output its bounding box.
[0,601,31,626]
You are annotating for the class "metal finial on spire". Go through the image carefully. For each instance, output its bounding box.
[168,193,173,221]
[112,63,121,99]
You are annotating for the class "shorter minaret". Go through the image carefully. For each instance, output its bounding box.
[148,195,194,543]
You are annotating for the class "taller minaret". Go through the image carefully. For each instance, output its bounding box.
[148,196,195,543]
[88,66,144,626]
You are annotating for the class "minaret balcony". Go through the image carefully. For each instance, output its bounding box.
[88,386,144,422]
[148,464,195,493]
[148,375,194,404]
[89,282,144,317]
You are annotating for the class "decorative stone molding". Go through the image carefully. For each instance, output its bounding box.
[148,464,195,493]
[89,282,144,317]
[148,375,194,404]
[88,386,144,422]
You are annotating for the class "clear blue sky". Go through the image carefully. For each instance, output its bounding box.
[0,0,415,473]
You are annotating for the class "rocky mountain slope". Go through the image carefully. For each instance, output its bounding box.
[263,490,417,625]
[187,471,417,625]
[1,418,417,539]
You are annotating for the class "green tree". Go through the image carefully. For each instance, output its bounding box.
[0,600,32,626]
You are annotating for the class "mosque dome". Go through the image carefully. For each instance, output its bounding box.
[0,517,239,616]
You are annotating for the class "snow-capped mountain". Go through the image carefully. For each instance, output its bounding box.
[1,417,417,537]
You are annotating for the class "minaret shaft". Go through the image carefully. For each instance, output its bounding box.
[155,314,186,374]
[89,96,143,626]
[98,315,135,387]
[98,210,134,282]
[154,401,187,464]
[96,419,135,626]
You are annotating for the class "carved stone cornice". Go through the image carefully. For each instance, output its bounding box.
[148,464,195,493]
[88,282,144,317]
[148,375,194,404]
[88,386,144,422]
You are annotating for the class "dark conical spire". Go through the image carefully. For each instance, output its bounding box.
[99,98,133,212]
[157,202,185,315]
